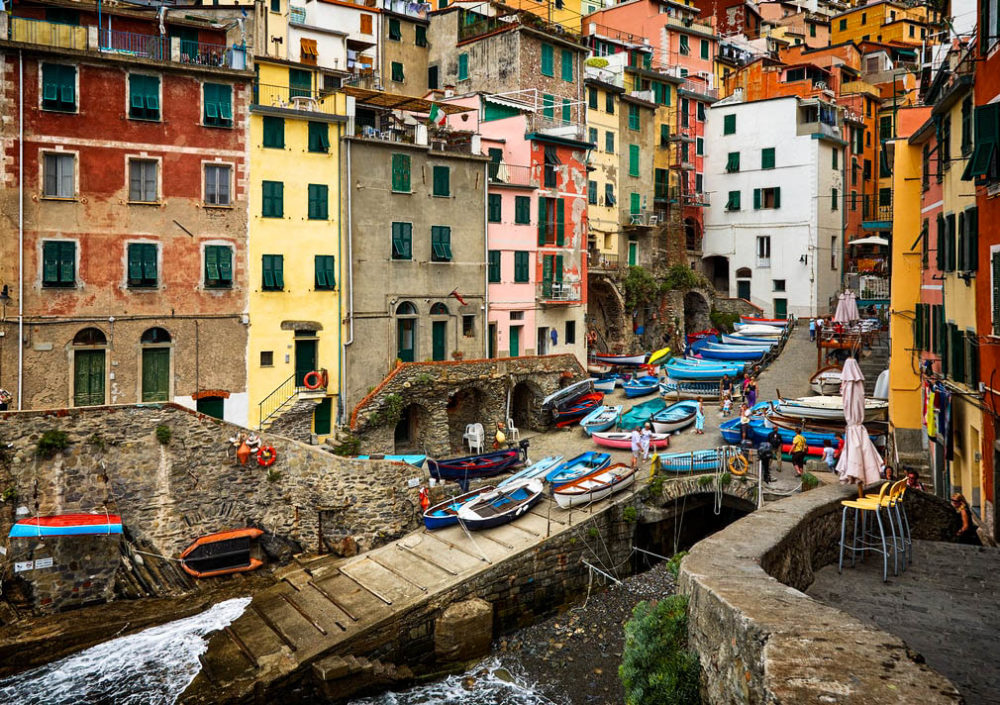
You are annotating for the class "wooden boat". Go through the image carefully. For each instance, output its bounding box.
[809,365,843,396]
[592,377,617,393]
[580,405,623,436]
[553,463,636,508]
[497,456,564,488]
[660,381,722,400]
[179,528,264,578]
[357,454,427,468]
[623,375,660,398]
[9,513,123,538]
[685,328,718,342]
[554,392,605,426]
[619,397,667,430]
[591,352,647,366]
[546,451,612,487]
[720,333,777,347]
[740,316,791,327]
[733,323,784,337]
[666,364,738,381]
[647,346,671,366]
[428,442,528,482]
[694,345,766,362]
[422,486,494,530]
[541,379,592,409]
[657,448,733,473]
[651,400,699,434]
[587,361,614,375]
[456,479,545,530]
[592,430,670,450]
[775,396,887,422]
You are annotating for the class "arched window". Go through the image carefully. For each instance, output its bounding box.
[396,301,417,362]
[735,267,752,279]
[140,327,172,344]
[140,328,171,402]
[396,301,417,316]
[430,303,449,315]
[73,327,107,346]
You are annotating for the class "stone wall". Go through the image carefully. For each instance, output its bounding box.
[679,484,962,704]
[712,295,764,317]
[0,404,424,612]
[7,534,120,612]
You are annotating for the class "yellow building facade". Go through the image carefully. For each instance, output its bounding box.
[248,60,346,438]
[830,1,936,46]
[586,79,623,261]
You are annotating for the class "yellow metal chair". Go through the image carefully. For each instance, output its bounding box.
[838,481,892,582]
[855,479,907,575]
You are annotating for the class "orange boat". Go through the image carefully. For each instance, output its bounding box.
[179,528,264,578]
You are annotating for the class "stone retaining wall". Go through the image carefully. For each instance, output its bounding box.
[679,484,963,704]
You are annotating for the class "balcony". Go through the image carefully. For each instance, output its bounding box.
[585,23,652,49]
[622,209,665,228]
[488,163,537,187]
[862,193,893,228]
[588,249,621,273]
[252,83,343,117]
[7,17,247,70]
[680,79,718,100]
[380,0,428,19]
[525,112,588,143]
[537,280,582,304]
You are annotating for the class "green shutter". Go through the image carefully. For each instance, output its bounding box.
[561,49,573,81]
[773,188,781,208]
[915,303,924,350]
[42,64,75,111]
[391,62,404,82]
[392,222,412,259]
[274,255,284,289]
[432,165,449,196]
[946,213,956,271]
[262,181,283,217]
[128,244,144,282]
[957,212,967,271]
[263,116,285,148]
[753,188,761,209]
[701,38,709,59]
[458,53,469,80]
[589,88,598,109]
[205,246,220,282]
[514,251,529,282]
[727,152,740,172]
[392,153,411,192]
[936,213,946,271]
[661,124,670,146]
[262,255,275,289]
[562,99,571,123]
[515,195,530,224]
[308,122,329,152]
[724,114,736,134]
[315,255,336,290]
[588,180,597,204]
[142,243,157,282]
[630,192,640,216]
[762,147,775,169]
[606,131,614,153]
[389,17,401,40]
[543,94,554,120]
[488,250,501,282]
[542,255,553,298]
[555,254,563,285]
[541,44,554,76]
[289,68,311,98]
[965,104,999,180]
[628,104,639,130]
[308,184,328,219]
[538,197,548,245]
[129,74,159,120]
[488,193,502,222]
[204,83,232,126]
[629,144,639,176]
[556,198,565,245]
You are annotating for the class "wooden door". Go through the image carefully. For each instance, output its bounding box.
[432,321,447,361]
[397,319,415,362]
[313,397,332,435]
[295,339,317,386]
[774,298,787,319]
[509,325,521,357]
[73,350,105,407]
[737,279,751,301]
[141,348,170,402]
[196,396,225,419]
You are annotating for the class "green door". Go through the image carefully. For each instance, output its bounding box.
[313,397,332,435]
[197,396,225,419]
[628,241,637,266]
[774,298,787,319]
[630,192,641,217]
[737,280,751,300]
[488,323,497,359]
[432,321,447,361]
[397,319,415,362]
[509,325,521,357]
[295,339,317,386]
[73,350,105,407]
[141,348,170,402]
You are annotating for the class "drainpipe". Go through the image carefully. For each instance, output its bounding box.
[336,121,343,422]
[341,138,354,424]
[483,162,489,357]
[17,51,24,410]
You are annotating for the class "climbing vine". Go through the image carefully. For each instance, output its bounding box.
[368,393,405,429]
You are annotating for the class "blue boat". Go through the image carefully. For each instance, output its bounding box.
[720,333,778,347]
[657,448,731,473]
[580,405,623,435]
[456,479,546,530]
[623,375,660,398]
[691,341,766,361]
[620,397,667,430]
[546,451,612,488]
[9,513,123,538]
[666,364,739,381]
[422,486,494,530]
[668,356,746,369]
[660,380,723,399]
[357,454,427,468]
[591,377,617,393]
[498,456,564,488]
[651,400,699,433]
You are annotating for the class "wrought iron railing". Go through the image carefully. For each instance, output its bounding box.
[621,209,665,227]
[589,250,621,272]
[258,374,298,429]
[488,163,536,186]
[252,83,343,115]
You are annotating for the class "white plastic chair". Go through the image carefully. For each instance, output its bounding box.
[506,417,520,442]
[463,423,484,454]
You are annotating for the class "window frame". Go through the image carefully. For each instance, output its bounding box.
[40,62,77,113]
[392,221,413,260]
[391,61,405,83]
[488,193,502,223]
[488,250,501,282]
[723,113,736,135]
[41,150,77,199]
[514,251,530,282]
[203,162,233,207]
[388,17,402,41]
[203,243,234,289]
[261,254,285,291]
[432,165,450,197]
[431,225,453,262]
[307,183,329,220]
[514,195,531,224]
[41,239,77,288]
[308,121,330,153]
[127,157,160,204]
[126,241,159,289]
[314,254,337,290]
[127,73,161,122]
[262,115,285,149]
[202,82,233,128]
[541,44,554,77]
[262,180,284,218]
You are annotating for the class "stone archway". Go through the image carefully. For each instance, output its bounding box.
[446,387,486,452]
[586,275,627,352]
[511,379,547,431]
[683,289,712,335]
[394,402,432,453]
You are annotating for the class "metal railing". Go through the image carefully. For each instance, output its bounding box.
[99,28,169,61]
[589,250,621,272]
[585,23,652,48]
[525,112,587,142]
[680,79,718,99]
[353,121,418,144]
[621,209,665,227]
[253,83,343,115]
[258,374,298,429]
[488,163,536,187]
[862,194,893,223]
[176,39,236,68]
[537,280,582,303]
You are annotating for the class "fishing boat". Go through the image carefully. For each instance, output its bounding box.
[587,361,615,376]
[497,456,564,488]
[423,486,494,530]
[733,323,784,337]
[693,345,766,362]
[720,333,778,347]
[775,395,887,422]
[809,366,843,396]
[666,364,739,381]
[647,346,671,366]
[720,417,745,444]
[592,430,670,450]
[8,513,123,538]
[623,375,660,398]
[740,315,791,327]
[591,352,647,366]
[553,463,636,508]
[553,392,605,426]
[696,339,773,353]
[179,528,264,578]
[455,479,545,530]
[428,442,528,482]
[657,447,734,473]
[546,451,612,487]
[592,377,617,393]
[356,454,427,468]
[541,379,592,409]
[619,397,667,430]
[580,405,623,436]
[651,400,699,434]
[660,381,722,400]
[685,328,718,342]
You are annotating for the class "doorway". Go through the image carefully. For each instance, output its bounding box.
[74,349,106,407]
[432,320,447,361]
[628,241,638,266]
[314,397,333,435]
[488,323,497,358]
[295,336,317,386]
[509,325,521,357]
[774,298,787,319]
[736,279,750,301]
[141,348,170,402]
[537,327,548,355]
[196,396,225,419]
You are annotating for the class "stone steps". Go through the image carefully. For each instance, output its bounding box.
[312,653,414,700]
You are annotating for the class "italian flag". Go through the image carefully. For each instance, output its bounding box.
[428,104,446,127]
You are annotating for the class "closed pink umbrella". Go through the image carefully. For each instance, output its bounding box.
[836,357,883,487]
[833,290,860,324]
[845,290,860,321]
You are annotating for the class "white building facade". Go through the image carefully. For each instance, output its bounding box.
[702,94,843,318]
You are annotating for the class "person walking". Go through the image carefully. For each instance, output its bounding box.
[720,374,732,400]
[791,428,808,476]
[694,397,705,434]
[821,438,836,472]
[630,427,641,469]
[739,402,751,442]
[746,377,758,408]
[640,422,653,461]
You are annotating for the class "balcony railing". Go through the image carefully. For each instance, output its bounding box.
[537,280,582,303]
[252,83,343,116]
[680,79,718,99]
[589,250,621,272]
[622,209,665,227]
[354,121,417,144]
[862,194,893,224]
[585,23,652,48]
[488,163,536,187]
[684,191,710,206]
[525,112,587,143]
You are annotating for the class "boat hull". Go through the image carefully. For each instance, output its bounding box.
[592,431,670,450]
[651,401,699,433]
[497,456,564,488]
[9,513,123,538]
[657,448,733,473]
[423,487,493,530]
[619,398,667,430]
[180,528,264,578]
[592,353,647,366]
[456,480,545,530]
[546,452,612,487]
[357,454,427,468]
[428,446,527,481]
[592,378,617,393]
[660,381,722,400]
[720,334,777,347]
[580,405,622,436]
[553,464,637,508]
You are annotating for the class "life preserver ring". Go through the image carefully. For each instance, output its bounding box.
[257,446,277,467]
[303,371,323,390]
[728,453,748,476]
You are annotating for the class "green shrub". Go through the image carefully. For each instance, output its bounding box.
[36,430,69,458]
[801,472,819,491]
[620,596,702,705]
[710,309,740,333]
[623,266,664,311]
[330,434,361,456]
[587,526,600,539]
[1,486,17,503]
[665,550,688,579]
[155,425,172,445]
[88,433,107,451]
[648,472,665,496]
[720,471,732,487]
[266,467,282,483]
[623,505,638,523]
[696,474,713,487]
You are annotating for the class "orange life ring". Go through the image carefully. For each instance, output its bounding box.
[303,371,323,390]
[257,446,277,467]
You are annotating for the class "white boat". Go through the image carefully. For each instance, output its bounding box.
[733,323,784,337]
[497,456,564,488]
[775,395,887,422]
[553,463,636,508]
[809,366,843,395]
[873,369,889,400]
[591,377,617,393]
[720,334,777,347]
[541,379,592,409]
[592,353,648,366]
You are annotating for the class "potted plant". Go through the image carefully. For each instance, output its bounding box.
[451,350,464,361]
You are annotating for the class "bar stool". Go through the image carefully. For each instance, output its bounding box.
[839,481,891,582]
[856,480,907,575]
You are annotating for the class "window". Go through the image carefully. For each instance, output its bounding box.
[463,315,475,337]
[128,74,159,120]
[542,44,554,77]
[432,166,450,196]
[654,169,668,199]
[391,62,405,82]
[726,190,740,211]
[879,116,893,142]
[964,104,1000,182]
[695,173,703,193]
[262,181,284,217]
[562,99,571,123]
[203,83,233,127]
[488,193,502,222]
[679,35,690,55]
[488,250,501,282]
[753,187,780,209]
[314,255,336,290]
[431,226,452,261]
[262,116,285,148]
[839,18,846,31]
[861,12,866,24]
[831,188,838,211]
[589,127,598,145]
[851,191,857,211]
[589,88,598,110]
[588,180,597,204]
[360,13,372,33]
[960,96,973,156]
[260,351,274,367]
[726,152,740,173]
[605,183,615,206]
[561,49,573,82]
[205,164,231,206]
[391,222,412,260]
[700,39,709,59]
[652,82,670,106]
[41,64,76,112]
[831,236,838,270]
[544,145,560,187]
[629,144,640,177]
[566,320,576,344]
[129,159,158,203]
[391,153,411,192]
[628,104,640,131]
[42,241,76,287]
[308,184,328,219]
[261,255,284,290]
[810,22,817,37]
[428,65,438,89]
[723,114,736,135]
[308,122,329,153]
[127,243,158,288]
[458,53,469,81]
[415,25,427,47]
[514,251,530,282]
[697,102,705,121]
[773,279,785,292]
[680,98,689,128]
[43,152,75,198]
[605,131,615,154]
[961,207,978,272]
[661,124,670,147]
[515,196,531,224]
[756,235,771,260]
[204,245,233,288]
[388,17,401,40]
[270,0,280,11]
[832,148,839,169]
[289,68,312,98]
[537,196,564,245]
[606,91,615,114]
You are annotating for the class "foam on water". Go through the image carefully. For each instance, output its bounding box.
[0,597,251,705]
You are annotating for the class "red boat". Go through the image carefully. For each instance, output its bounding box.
[8,513,123,538]
[554,392,605,427]
[685,328,719,343]
[180,528,264,578]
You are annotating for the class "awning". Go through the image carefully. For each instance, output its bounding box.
[341,86,472,115]
[484,93,535,112]
[849,236,889,247]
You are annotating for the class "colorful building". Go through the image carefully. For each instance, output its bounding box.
[829,1,939,47]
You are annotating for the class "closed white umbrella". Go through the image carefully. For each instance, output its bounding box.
[833,290,860,323]
[836,357,883,487]
[845,290,860,321]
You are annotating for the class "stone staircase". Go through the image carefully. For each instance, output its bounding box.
[260,391,325,443]
[860,331,889,397]
[312,654,414,700]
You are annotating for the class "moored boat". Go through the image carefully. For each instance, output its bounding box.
[592,377,617,393]
[580,405,623,435]
[660,381,722,400]
[592,352,647,366]
[423,487,494,530]
[497,455,564,488]
[546,451,612,487]
[693,345,766,362]
[720,333,778,347]
[592,430,670,450]
[428,443,529,482]
[554,392,605,426]
[740,316,791,327]
[619,397,667,430]
[553,463,636,508]
[775,395,887,422]
[809,365,843,396]
[456,479,545,530]
[623,375,660,398]
[733,323,784,337]
[179,528,264,578]
[357,454,427,468]
[8,513,123,539]
[651,400,699,434]
[657,447,735,473]
[541,379,592,409]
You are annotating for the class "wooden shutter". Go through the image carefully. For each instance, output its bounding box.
[753,188,761,210]
[773,188,781,208]
[967,207,978,271]
[205,246,219,282]
[936,213,946,271]
[957,212,966,271]
[218,247,233,283]
[555,254,563,283]
[538,197,548,245]
[556,198,565,245]
[262,256,275,289]
[273,255,284,288]
[58,241,75,283]
[915,303,924,351]
[142,244,157,281]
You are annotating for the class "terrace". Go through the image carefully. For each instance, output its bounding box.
[252,83,344,118]
[536,279,582,304]
[488,163,537,188]
[457,7,581,44]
